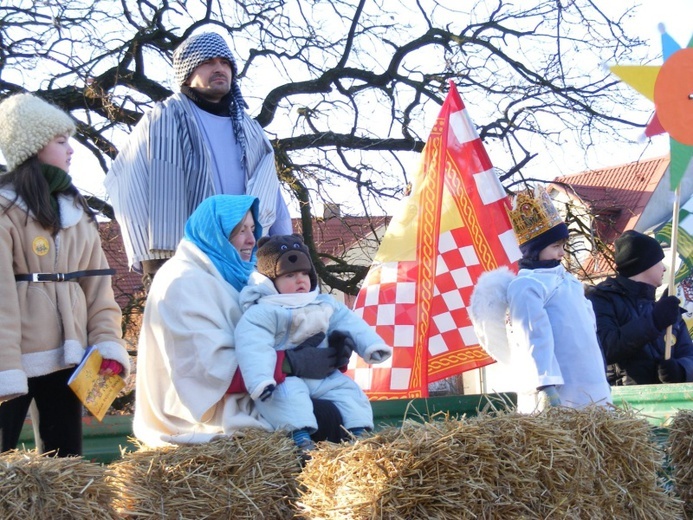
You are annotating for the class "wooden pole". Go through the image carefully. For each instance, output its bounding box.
[665,184,682,360]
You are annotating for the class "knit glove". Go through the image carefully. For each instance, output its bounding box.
[658,358,685,384]
[652,295,681,330]
[327,330,355,369]
[99,359,124,377]
[297,332,326,349]
[537,385,561,409]
[284,342,338,379]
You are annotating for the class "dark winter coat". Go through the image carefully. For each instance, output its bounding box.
[586,275,693,385]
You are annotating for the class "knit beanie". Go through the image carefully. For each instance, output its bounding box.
[173,32,238,86]
[256,234,318,291]
[0,93,75,171]
[614,230,665,278]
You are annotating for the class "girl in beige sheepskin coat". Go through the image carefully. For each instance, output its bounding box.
[0,93,129,457]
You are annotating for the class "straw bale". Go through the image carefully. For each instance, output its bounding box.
[546,406,682,519]
[668,410,693,518]
[297,407,682,520]
[0,449,116,519]
[106,429,301,519]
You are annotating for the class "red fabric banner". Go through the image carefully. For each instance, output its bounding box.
[348,81,520,399]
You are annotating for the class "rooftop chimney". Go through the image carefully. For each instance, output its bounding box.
[323,203,341,219]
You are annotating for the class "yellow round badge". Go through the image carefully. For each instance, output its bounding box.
[32,236,50,256]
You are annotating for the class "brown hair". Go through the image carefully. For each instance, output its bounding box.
[0,156,96,235]
[228,209,252,241]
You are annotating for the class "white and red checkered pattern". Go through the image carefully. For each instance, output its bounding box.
[349,81,519,399]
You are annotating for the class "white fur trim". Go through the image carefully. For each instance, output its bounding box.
[56,194,84,228]
[0,369,28,403]
[469,266,515,364]
[363,343,392,364]
[63,339,86,367]
[23,348,67,377]
[95,341,132,379]
[0,189,83,229]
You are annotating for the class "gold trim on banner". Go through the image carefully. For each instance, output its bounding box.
[412,125,445,395]
[444,155,499,272]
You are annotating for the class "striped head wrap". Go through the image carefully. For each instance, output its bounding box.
[172,31,250,161]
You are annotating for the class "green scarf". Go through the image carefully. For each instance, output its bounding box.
[41,164,73,214]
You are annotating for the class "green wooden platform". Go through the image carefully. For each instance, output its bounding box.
[16,383,693,464]
[370,392,517,429]
[611,382,693,427]
[17,393,517,464]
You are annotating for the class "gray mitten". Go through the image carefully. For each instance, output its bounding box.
[328,330,355,369]
[284,343,338,379]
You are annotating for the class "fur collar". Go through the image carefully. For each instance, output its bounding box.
[469,266,515,364]
[0,188,83,229]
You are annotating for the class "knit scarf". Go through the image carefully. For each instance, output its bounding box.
[518,258,561,270]
[183,194,263,292]
[181,85,232,116]
[42,164,72,214]
[180,84,249,165]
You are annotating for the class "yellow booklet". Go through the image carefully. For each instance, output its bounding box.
[68,346,125,422]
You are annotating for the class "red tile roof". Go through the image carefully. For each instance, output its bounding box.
[293,215,390,261]
[550,155,669,280]
[98,220,143,307]
[550,155,668,243]
[99,215,390,310]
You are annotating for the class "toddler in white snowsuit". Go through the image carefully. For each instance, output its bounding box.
[235,234,391,449]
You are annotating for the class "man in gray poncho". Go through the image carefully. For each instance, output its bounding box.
[105,31,292,288]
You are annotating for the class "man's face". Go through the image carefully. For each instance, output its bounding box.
[186,57,233,103]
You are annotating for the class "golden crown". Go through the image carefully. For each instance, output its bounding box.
[507,186,564,245]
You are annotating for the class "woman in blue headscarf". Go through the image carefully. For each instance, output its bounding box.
[134,195,345,446]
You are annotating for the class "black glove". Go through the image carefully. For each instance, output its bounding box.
[258,384,275,402]
[284,341,337,379]
[658,358,685,384]
[652,295,681,330]
[328,330,355,369]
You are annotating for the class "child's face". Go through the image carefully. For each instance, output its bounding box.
[37,133,73,172]
[634,260,666,287]
[538,239,567,261]
[274,271,311,294]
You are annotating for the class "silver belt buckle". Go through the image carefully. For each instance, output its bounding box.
[31,273,62,282]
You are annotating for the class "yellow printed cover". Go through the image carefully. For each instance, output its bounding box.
[67,347,124,422]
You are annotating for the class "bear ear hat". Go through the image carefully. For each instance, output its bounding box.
[257,236,271,248]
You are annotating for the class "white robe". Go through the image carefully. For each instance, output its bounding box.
[133,240,270,447]
[470,265,612,413]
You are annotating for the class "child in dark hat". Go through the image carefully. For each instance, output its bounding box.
[470,186,611,412]
[234,234,391,452]
[587,230,693,385]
